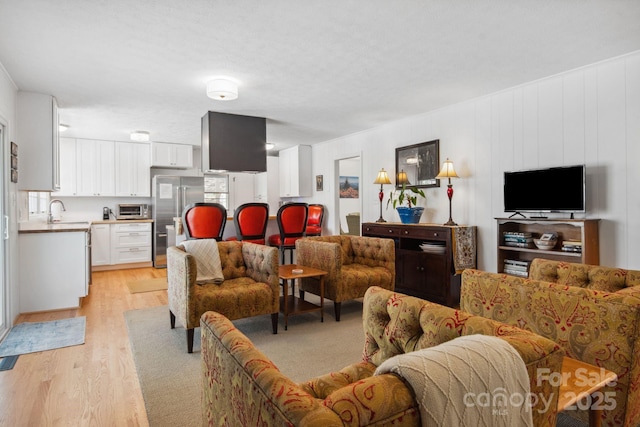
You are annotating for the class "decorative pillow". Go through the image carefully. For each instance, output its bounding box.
[180,239,224,285]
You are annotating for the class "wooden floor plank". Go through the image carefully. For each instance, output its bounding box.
[0,267,167,427]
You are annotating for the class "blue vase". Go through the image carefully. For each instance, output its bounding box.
[397,207,424,224]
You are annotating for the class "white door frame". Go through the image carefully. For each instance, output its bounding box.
[0,121,8,340]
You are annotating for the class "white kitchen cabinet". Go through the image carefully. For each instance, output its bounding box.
[254,156,280,213]
[53,137,77,196]
[228,173,255,213]
[76,139,115,196]
[115,142,151,196]
[151,142,193,168]
[19,231,88,312]
[17,91,60,191]
[279,145,312,198]
[110,222,152,264]
[91,223,111,266]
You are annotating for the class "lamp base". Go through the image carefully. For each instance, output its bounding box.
[376,218,387,223]
[443,219,457,226]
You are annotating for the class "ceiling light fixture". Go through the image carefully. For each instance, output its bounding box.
[206,78,239,101]
[59,124,69,132]
[130,131,150,142]
[266,143,275,150]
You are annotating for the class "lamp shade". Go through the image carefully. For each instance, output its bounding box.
[436,158,459,179]
[397,169,410,185]
[206,79,238,101]
[374,168,392,184]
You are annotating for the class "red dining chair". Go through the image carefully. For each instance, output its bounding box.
[182,202,227,241]
[226,203,270,244]
[305,204,325,237]
[268,203,308,264]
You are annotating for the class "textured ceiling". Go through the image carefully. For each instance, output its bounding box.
[1,0,639,150]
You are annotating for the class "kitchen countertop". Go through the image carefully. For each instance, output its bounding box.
[18,218,153,233]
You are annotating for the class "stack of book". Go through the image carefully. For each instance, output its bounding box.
[503,231,534,248]
[562,240,583,253]
[503,259,530,277]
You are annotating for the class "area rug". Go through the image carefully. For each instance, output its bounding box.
[125,297,364,427]
[0,317,86,357]
[126,277,168,294]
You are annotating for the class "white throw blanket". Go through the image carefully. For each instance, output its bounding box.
[375,335,533,427]
[180,239,224,285]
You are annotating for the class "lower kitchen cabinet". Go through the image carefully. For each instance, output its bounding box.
[91,221,152,268]
[19,231,88,312]
[91,223,111,266]
[111,222,152,264]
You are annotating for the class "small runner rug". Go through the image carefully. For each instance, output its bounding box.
[0,317,86,358]
[126,278,168,294]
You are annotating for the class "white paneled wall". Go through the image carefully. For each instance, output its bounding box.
[304,51,640,271]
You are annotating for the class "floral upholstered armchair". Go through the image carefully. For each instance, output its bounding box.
[295,235,395,320]
[167,240,279,353]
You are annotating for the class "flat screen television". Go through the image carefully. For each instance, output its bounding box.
[503,165,586,215]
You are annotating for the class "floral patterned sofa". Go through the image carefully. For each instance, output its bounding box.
[295,235,395,321]
[201,286,564,427]
[167,241,279,353]
[460,259,640,427]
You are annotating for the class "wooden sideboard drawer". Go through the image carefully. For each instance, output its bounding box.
[362,224,400,236]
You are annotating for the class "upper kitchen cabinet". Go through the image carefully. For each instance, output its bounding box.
[151,142,192,168]
[254,156,280,213]
[76,139,115,196]
[115,142,150,197]
[17,91,60,191]
[279,145,312,198]
[53,137,77,196]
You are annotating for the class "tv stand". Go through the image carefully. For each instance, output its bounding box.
[496,218,599,277]
[508,212,527,219]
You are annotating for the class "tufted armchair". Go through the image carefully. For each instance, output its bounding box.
[201,286,564,427]
[461,260,640,427]
[167,240,279,353]
[295,235,395,321]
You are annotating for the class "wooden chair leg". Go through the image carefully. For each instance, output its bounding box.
[271,313,278,334]
[334,302,341,321]
[170,311,176,329]
[187,328,194,353]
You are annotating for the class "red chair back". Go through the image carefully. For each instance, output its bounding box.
[305,204,324,236]
[182,203,227,240]
[233,203,269,243]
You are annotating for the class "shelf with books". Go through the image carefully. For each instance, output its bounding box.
[496,218,600,274]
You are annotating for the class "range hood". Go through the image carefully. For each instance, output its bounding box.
[201,111,267,173]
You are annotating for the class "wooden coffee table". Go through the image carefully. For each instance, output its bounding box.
[278,264,327,330]
[557,357,617,427]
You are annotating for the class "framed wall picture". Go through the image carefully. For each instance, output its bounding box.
[11,155,18,170]
[11,169,18,183]
[316,175,323,191]
[10,141,17,156]
[339,175,359,198]
[395,139,440,188]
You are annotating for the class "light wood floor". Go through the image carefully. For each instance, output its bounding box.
[0,267,168,427]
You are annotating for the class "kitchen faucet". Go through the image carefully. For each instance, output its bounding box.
[47,199,66,223]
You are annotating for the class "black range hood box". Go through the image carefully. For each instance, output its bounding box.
[201,111,267,173]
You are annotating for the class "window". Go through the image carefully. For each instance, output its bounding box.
[28,192,49,215]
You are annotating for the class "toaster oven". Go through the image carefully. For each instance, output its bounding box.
[117,204,151,220]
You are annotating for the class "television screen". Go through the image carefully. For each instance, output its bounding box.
[503,165,585,213]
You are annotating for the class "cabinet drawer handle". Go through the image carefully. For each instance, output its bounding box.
[129,232,139,236]
[388,229,393,233]
[404,230,409,234]
[129,248,140,252]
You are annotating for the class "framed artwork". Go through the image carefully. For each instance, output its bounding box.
[395,139,440,188]
[316,175,323,191]
[11,170,17,183]
[11,155,17,170]
[339,175,359,198]
[11,141,17,156]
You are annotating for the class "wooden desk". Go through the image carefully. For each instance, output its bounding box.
[557,357,617,427]
[278,264,327,330]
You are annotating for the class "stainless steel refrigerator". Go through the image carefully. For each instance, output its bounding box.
[151,175,204,267]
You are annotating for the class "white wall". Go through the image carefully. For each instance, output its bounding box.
[305,51,640,271]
